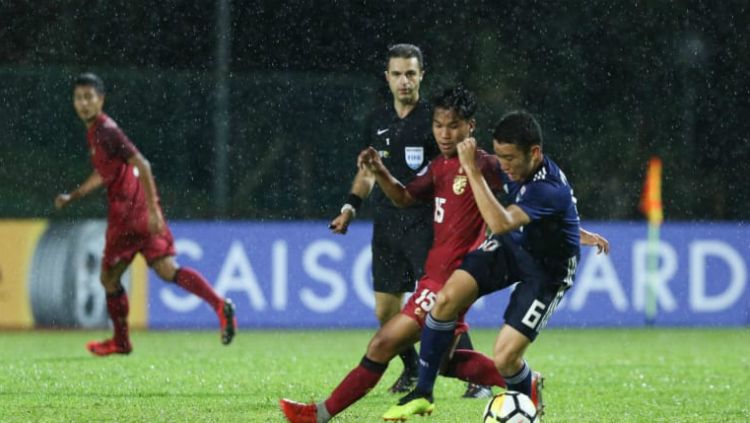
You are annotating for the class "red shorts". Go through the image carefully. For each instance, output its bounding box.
[401,275,469,336]
[103,220,175,270]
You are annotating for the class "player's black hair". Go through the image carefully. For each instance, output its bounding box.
[74,72,105,95]
[431,86,477,121]
[492,111,543,154]
[386,43,424,70]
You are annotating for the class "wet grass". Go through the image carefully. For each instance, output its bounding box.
[0,328,748,422]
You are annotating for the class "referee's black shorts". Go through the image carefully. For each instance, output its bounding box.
[371,209,432,294]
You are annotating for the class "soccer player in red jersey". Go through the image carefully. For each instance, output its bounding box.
[279,86,507,423]
[54,73,237,356]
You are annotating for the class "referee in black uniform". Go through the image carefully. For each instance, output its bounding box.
[330,44,491,398]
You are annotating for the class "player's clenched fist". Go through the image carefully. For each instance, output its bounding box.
[457,137,478,173]
[358,147,383,173]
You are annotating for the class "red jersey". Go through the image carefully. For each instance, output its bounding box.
[406,149,502,283]
[87,114,155,231]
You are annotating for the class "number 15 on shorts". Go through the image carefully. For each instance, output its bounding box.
[414,289,437,313]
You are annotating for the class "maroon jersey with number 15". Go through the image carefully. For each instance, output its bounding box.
[406,149,503,284]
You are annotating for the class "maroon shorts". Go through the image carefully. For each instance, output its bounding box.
[401,275,469,335]
[103,222,175,270]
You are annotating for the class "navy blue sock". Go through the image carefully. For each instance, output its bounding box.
[415,313,456,395]
[399,345,419,375]
[504,360,532,397]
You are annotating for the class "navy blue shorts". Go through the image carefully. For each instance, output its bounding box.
[459,234,576,341]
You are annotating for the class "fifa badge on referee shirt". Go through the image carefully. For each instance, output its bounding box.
[453,175,468,195]
[404,146,424,170]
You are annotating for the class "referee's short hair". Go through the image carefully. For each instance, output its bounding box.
[74,72,106,95]
[386,44,424,70]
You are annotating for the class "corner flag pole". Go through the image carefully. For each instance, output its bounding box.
[640,157,663,326]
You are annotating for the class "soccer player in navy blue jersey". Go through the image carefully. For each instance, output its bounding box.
[384,111,609,420]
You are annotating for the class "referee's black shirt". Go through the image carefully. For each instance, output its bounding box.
[364,98,438,221]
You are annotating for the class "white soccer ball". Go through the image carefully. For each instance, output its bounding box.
[482,390,538,423]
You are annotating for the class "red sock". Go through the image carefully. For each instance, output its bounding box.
[174,267,223,310]
[324,357,387,417]
[106,290,129,345]
[445,349,506,388]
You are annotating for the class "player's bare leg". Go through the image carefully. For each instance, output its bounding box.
[493,325,543,417]
[280,313,421,423]
[152,256,237,345]
[87,260,132,356]
[376,292,419,393]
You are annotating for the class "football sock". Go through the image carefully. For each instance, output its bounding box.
[314,401,331,423]
[504,360,532,397]
[173,267,222,310]
[398,345,419,375]
[455,331,474,350]
[415,313,456,395]
[106,287,129,345]
[323,356,387,417]
[445,349,506,388]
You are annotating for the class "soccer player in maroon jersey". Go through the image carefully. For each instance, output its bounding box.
[279,86,507,423]
[54,73,237,356]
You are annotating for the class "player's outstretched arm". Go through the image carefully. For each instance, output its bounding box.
[54,171,103,209]
[128,153,165,234]
[358,147,416,208]
[457,138,530,234]
[580,228,610,254]
[330,166,375,234]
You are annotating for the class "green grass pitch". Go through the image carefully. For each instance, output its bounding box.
[0,328,748,422]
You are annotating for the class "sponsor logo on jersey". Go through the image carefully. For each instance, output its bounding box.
[453,175,468,195]
[377,128,390,135]
[404,146,424,170]
[378,149,390,159]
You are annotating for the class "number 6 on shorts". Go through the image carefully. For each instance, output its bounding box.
[521,299,547,329]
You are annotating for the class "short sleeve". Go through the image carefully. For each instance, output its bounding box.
[405,162,434,201]
[99,126,138,161]
[515,182,565,222]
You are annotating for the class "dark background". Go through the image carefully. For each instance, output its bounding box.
[1,0,748,221]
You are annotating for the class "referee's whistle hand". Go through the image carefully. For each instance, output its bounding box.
[329,213,351,234]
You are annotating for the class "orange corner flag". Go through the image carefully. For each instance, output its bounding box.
[640,156,663,224]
